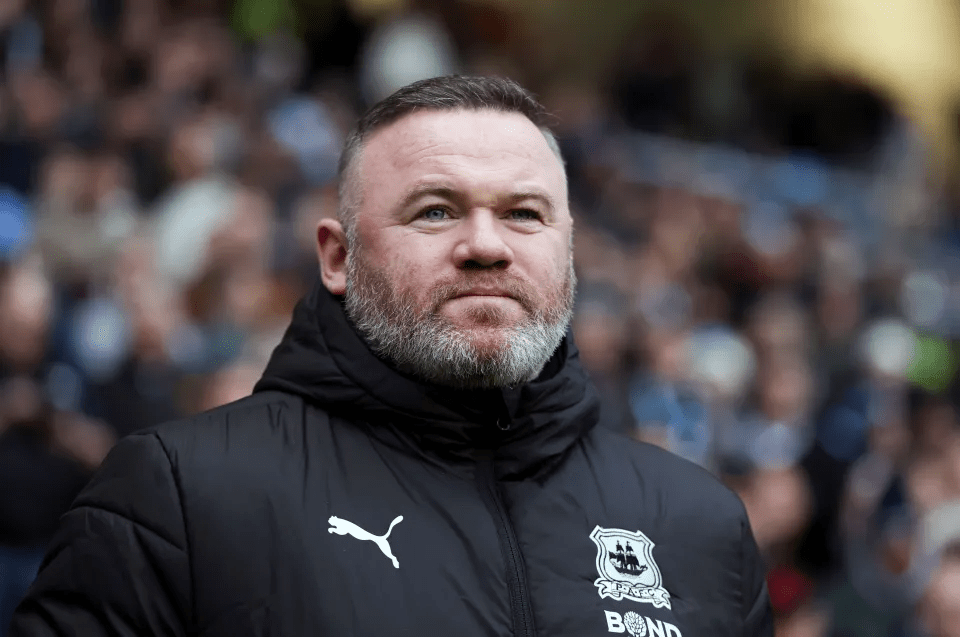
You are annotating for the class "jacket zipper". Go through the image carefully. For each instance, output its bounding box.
[477,450,537,637]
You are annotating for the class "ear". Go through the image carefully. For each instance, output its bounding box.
[316,217,348,295]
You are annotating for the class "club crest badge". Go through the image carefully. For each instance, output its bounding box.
[590,525,671,609]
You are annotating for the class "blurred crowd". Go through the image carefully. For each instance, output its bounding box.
[1,1,959,636]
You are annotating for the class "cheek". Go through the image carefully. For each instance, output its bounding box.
[537,246,572,289]
[382,249,440,300]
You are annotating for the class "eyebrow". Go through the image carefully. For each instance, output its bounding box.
[398,184,459,211]
[397,183,557,218]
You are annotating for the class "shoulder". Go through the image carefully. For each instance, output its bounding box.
[135,391,334,487]
[145,391,320,454]
[153,390,312,431]
[583,426,748,524]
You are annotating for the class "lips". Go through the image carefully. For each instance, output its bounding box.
[452,289,515,299]
[436,279,530,312]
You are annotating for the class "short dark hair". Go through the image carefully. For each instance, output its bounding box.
[337,75,562,240]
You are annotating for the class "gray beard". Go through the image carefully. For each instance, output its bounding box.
[344,250,575,389]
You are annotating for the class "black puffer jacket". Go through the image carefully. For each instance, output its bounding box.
[12,282,772,636]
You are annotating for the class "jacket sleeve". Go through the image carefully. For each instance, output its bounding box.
[739,516,773,636]
[9,432,193,636]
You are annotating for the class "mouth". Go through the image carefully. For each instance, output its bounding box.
[451,290,516,300]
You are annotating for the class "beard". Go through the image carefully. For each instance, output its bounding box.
[343,250,576,389]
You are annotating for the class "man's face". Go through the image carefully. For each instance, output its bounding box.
[343,108,575,388]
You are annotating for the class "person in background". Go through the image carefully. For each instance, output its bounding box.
[0,264,113,635]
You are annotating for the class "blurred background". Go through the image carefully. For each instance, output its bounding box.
[1,0,960,635]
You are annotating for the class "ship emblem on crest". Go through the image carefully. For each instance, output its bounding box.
[590,525,671,609]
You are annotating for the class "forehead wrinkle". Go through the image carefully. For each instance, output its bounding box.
[392,147,560,191]
[395,138,552,168]
[385,115,558,167]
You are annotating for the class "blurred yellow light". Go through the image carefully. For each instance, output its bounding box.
[774,0,960,164]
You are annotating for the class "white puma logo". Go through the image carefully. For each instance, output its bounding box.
[328,515,403,568]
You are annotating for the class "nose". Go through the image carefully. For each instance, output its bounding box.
[452,210,513,270]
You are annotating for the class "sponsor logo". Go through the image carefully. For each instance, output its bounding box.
[328,515,403,568]
[605,610,682,636]
[590,525,671,609]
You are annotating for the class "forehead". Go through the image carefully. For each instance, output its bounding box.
[355,109,566,201]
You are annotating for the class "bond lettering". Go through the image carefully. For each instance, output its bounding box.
[605,611,626,633]
[645,618,666,637]
[603,609,683,636]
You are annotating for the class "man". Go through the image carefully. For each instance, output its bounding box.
[11,76,772,636]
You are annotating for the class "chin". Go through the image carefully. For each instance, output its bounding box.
[462,329,512,358]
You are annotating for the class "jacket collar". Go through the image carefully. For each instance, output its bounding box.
[255,280,600,479]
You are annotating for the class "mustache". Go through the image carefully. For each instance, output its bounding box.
[428,275,538,312]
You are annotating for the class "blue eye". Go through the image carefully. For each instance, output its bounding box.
[509,209,541,221]
[421,207,449,221]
